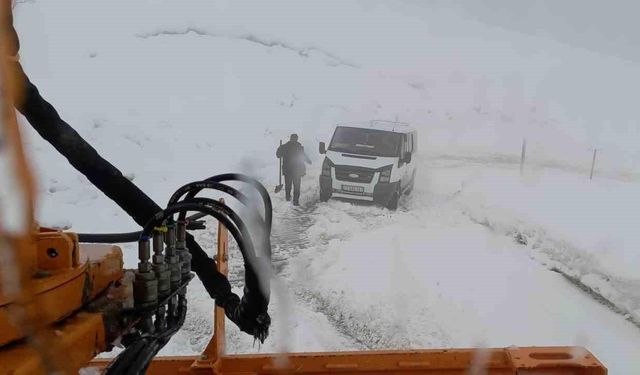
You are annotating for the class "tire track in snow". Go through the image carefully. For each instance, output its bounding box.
[269,196,453,350]
[269,201,381,348]
[267,154,640,354]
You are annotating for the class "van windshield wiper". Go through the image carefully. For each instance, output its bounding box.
[341,153,377,160]
[354,143,375,149]
[329,145,380,156]
[330,148,392,158]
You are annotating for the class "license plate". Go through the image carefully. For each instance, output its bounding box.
[342,184,364,193]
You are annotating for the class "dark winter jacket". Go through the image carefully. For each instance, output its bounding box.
[276,140,310,177]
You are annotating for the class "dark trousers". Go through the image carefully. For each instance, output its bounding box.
[284,174,301,203]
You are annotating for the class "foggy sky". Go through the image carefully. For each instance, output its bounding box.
[450,0,639,63]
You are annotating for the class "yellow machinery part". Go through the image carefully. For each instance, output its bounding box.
[0,229,124,346]
[0,312,107,375]
[0,229,124,374]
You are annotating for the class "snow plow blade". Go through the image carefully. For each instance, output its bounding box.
[88,346,606,374]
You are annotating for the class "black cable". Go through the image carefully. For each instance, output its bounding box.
[142,198,270,338]
[140,198,263,301]
[165,197,271,290]
[76,215,207,243]
[174,181,263,231]
[7,58,233,306]
[168,180,250,216]
[106,297,188,375]
[198,173,273,231]
[140,200,253,259]
[78,178,265,244]
[135,297,188,374]
[77,231,140,243]
[103,337,151,375]
[167,179,271,261]
[173,176,272,260]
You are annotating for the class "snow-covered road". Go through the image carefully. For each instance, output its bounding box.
[161,157,640,374]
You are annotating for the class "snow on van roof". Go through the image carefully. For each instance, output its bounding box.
[335,120,416,133]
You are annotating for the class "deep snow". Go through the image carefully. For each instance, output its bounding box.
[9,1,640,374]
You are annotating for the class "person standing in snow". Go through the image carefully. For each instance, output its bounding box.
[276,134,311,206]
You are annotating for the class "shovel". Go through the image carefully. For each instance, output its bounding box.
[274,140,283,193]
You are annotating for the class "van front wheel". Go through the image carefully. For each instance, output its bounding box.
[386,192,399,210]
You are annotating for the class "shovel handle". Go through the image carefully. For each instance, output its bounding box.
[278,140,283,185]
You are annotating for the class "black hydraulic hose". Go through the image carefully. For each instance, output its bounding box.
[76,212,209,243]
[158,296,188,340]
[168,180,250,218]
[6,59,232,301]
[141,198,266,301]
[104,337,151,375]
[3,10,232,301]
[161,197,271,290]
[198,173,273,231]
[167,180,271,260]
[143,199,270,337]
[11,62,161,230]
[78,180,256,243]
[106,297,188,375]
[77,231,140,243]
[140,200,253,259]
[179,174,273,260]
[136,297,188,375]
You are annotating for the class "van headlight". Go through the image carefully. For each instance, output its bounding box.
[322,158,333,177]
[378,165,393,183]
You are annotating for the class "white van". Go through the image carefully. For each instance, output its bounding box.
[318,121,417,210]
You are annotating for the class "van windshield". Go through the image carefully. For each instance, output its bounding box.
[329,127,401,157]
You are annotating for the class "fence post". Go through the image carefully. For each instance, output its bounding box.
[590,149,597,180]
[520,138,527,176]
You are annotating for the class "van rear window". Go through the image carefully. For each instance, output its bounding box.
[329,127,401,157]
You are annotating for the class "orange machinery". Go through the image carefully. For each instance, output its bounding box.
[0,9,607,375]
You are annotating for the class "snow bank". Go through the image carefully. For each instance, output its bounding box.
[293,166,640,373]
[296,207,640,373]
[423,159,640,322]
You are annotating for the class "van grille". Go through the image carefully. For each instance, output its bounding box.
[334,166,375,183]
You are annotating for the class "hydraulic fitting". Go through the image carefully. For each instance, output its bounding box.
[152,230,171,299]
[176,221,192,281]
[165,223,182,291]
[134,239,158,310]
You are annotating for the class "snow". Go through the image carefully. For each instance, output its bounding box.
[9,0,640,373]
[287,160,640,373]
[425,158,640,322]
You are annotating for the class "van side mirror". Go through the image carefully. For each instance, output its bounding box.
[319,142,326,154]
[404,152,412,163]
